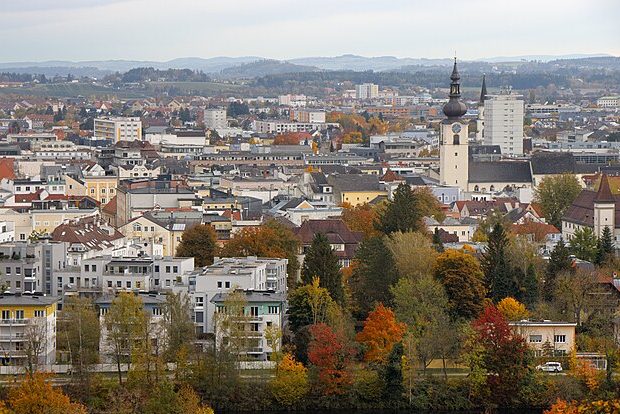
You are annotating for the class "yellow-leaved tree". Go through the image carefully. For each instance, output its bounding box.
[269,353,309,407]
[496,297,529,321]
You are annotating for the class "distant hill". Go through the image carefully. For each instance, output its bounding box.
[219,59,321,78]
[0,54,618,79]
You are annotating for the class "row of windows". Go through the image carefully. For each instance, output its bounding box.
[529,334,567,343]
[0,309,45,319]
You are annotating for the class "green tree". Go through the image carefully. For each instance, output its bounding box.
[375,183,422,234]
[104,293,148,385]
[595,226,615,265]
[544,239,573,302]
[176,224,217,267]
[301,233,343,304]
[481,223,517,301]
[534,174,582,229]
[433,249,486,320]
[349,236,399,318]
[287,278,334,334]
[520,263,540,307]
[58,297,100,389]
[569,227,598,262]
[384,231,438,280]
[162,292,195,364]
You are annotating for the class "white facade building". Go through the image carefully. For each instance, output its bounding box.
[94,117,142,142]
[597,96,620,108]
[190,256,288,335]
[483,93,525,155]
[355,83,379,100]
[203,108,228,129]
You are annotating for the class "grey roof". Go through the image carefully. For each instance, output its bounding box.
[210,290,286,304]
[530,152,575,175]
[469,161,532,183]
[0,295,58,306]
[327,174,382,191]
[95,293,167,306]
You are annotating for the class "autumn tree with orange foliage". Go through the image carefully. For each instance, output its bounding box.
[273,132,308,145]
[545,399,620,414]
[340,202,380,239]
[356,303,406,363]
[1,373,87,414]
[307,323,354,395]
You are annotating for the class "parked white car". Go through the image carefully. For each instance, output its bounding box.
[536,362,563,372]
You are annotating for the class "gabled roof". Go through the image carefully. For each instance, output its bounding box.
[327,174,382,192]
[51,216,124,250]
[102,195,117,215]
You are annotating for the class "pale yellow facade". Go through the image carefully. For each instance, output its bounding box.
[83,176,118,205]
[119,216,181,257]
[340,190,387,207]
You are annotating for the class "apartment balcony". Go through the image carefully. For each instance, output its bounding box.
[0,350,27,357]
[0,335,26,342]
[0,319,28,326]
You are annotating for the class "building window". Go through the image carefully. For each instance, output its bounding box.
[268,306,279,314]
[15,310,24,319]
[1,310,9,320]
[529,335,542,343]
[108,281,113,287]
[92,265,97,272]
[85,265,90,272]
[195,297,204,306]
[217,281,222,288]
[173,266,178,273]
[34,310,45,317]
[154,265,160,272]
[554,335,566,343]
[165,266,171,273]
[116,281,122,288]
[225,281,231,289]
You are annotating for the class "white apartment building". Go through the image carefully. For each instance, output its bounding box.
[597,96,620,108]
[483,93,525,155]
[278,94,307,107]
[190,256,288,335]
[290,108,326,123]
[355,83,379,100]
[203,108,228,129]
[94,117,142,142]
[253,120,337,134]
[211,290,285,361]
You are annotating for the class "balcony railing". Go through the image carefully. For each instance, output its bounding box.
[0,319,28,325]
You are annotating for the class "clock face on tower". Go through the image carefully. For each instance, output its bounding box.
[451,123,462,133]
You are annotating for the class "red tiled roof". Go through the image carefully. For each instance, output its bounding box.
[102,195,117,215]
[0,158,16,180]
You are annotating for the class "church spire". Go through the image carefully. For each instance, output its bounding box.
[479,74,488,105]
[442,57,467,119]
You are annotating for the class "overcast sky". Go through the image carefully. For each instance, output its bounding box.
[2,0,619,62]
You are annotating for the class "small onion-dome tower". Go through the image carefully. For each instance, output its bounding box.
[442,58,467,119]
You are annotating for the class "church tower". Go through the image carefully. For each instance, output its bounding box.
[476,74,488,140]
[593,173,616,238]
[439,58,469,189]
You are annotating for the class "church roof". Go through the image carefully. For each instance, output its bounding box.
[479,74,488,105]
[562,189,620,228]
[595,174,615,203]
[468,161,532,183]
